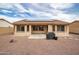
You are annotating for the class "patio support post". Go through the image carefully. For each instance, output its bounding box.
[67,25,69,36]
[65,25,67,35]
[48,25,52,32]
[25,25,27,33]
[55,25,57,33]
[52,25,53,32]
[29,25,31,35]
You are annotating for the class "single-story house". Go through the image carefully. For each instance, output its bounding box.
[69,20,79,34]
[0,19,13,35]
[13,19,69,37]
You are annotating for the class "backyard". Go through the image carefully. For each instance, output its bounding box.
[0,34,79,55]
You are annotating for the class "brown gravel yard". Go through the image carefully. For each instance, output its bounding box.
[0,34,79,55]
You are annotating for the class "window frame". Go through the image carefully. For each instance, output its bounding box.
[32,25,48,31]
[16,25,25,32]
[57,25,65,32]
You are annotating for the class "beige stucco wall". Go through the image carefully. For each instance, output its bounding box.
[0,27,13,35]
[55,32,69,36]
[0,19,13,35]
[69,22,79,33]
[14,32,27,36]
[0,20,13,27]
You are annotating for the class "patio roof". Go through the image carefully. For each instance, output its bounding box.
[13,19,69,25]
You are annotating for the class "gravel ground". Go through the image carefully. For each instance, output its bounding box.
[0,34,79,55]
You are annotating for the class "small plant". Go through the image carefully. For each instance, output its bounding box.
[9,39,14,43]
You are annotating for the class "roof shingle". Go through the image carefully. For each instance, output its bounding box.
[13,19,69,25]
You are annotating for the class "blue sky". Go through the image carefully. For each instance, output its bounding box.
[0,3,79,22]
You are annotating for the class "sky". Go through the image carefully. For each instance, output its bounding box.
[0,3,79,22]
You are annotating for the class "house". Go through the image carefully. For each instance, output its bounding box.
[0,19,13,35]
[13,19,69,37]
[69,20,79,34]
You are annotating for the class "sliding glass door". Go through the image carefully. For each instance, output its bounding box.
[32,25,48,34]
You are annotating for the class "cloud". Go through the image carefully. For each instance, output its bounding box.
[0,3,14,9]
[50,3,74,9]
[0,15,24,23]
[26,3,76,22]
[14,4,29,13]
[1,10,12,13]
[52,13,77,22]
[0,3,29,13]
[0,3,32,18]
[0,3,78,22]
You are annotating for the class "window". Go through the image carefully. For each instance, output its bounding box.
[44,26,48,30]
[17,25,25,32]
[52,25,55,31]
[39,26,44,31]
[57,25,64,31]
[27,25,29,31]
[32,25,48,31]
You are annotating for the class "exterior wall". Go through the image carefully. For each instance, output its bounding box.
[0,27,13,35]
[0,20,13,27]
[69,22,79,34]
[0,20,13,35]
[14,32,27,36]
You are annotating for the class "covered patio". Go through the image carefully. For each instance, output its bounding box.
[31,25,48,34]
[13,20,69,37]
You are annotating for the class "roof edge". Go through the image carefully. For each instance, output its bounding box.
[0,18,12,25]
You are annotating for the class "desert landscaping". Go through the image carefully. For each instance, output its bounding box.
[0,34,79,55]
